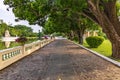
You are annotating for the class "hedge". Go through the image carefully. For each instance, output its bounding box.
[86,36,104,48]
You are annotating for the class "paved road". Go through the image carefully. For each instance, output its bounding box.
[0,40,120,80]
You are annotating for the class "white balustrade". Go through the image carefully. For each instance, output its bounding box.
[0,39,54,70]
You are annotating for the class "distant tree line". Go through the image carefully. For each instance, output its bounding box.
[0,20,38,37]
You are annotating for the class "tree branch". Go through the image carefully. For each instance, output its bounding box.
[87,0,96,10]
[82,9,99,24]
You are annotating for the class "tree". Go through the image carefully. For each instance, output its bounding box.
[4,0,52,26]
[44,11,74,40]
[0,20,8,37]
[44,11,72,37]
[38,30,43,39]
[14,25,33,37]
[8,26,18,36]
[54,0,120,58]
[44,7,97,44]
[42,0,99,44]
[68,12,97,44]
[82,0,120,58]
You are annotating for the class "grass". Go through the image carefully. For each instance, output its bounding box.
[74,39,120,62]
[83,40,112,57]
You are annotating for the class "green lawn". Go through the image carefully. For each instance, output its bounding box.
[83,40,120,62]
[83,40,112,57]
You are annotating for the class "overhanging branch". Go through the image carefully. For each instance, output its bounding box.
[82,9,99,24]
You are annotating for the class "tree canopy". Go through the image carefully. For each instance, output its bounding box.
[0,20,37,37]
[4,0,120,58]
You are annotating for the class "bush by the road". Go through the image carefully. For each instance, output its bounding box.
[86,36,104,48]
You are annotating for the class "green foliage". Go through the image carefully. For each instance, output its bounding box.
[26,37,38,43]
[29,33,38,37]
[0,41,6,50]
[4,0,120,58]
[0,21,37,37]
[116,1,120,16]
[4,0,101,40]
[55,0,87,12]
[0,21,8,36]
[13,25,33,37]
[86,36,104,48]
[97,29,107,39]
[44,19,55,34]
[38,30,43,39]
[91,40,112,57]
[73,36,78,42]
[10,42,20,48]
[53,32,64,36]
[83,40,112,57]
[4,0,52,26]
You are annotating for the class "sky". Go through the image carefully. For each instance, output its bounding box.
[0,0,42,33]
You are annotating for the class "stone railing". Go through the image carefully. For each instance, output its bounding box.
[0,39,54,70]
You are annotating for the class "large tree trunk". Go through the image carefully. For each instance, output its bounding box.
[83,0,120,58]
[101,21,120,58]
[112,40,120,58]
[70,30,75,40]
[77,31,83,44]
[67,32,73,40]
[76,30,85,44]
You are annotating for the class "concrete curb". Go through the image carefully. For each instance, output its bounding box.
[70,40,120,68]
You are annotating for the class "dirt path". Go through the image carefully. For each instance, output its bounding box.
[0,40,120,80]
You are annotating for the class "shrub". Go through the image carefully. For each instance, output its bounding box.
[73,36,78,42]
[86,36,104,48]
[15,37,27,45]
